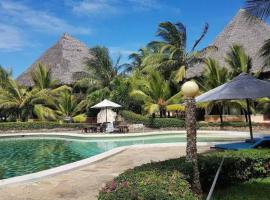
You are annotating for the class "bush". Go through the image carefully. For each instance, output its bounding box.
[98,167,198,200]
[98,149,270,199]
[0,121,87,131]
[72,114,87,123]
[120,110,185,128]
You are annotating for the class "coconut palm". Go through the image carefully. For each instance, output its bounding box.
[31,63,59,89]
[142,21,216,83]
[0,65,12,88]
[0,77,51,121]
[225,44,253,77]
[130,70,182,117]
[75,46,133,109]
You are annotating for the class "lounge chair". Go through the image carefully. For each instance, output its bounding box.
[214,136,270,150]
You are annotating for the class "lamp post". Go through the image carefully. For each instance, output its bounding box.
[182,81,202,197]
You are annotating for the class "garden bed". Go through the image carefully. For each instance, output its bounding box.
[99,149,270,200]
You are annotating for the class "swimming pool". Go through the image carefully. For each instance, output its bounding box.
[0,133,242,180]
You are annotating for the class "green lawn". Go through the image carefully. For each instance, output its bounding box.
[211,177,270,200]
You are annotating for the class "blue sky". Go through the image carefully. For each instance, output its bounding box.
[0,0,244,78]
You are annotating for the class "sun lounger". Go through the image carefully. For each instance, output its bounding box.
[214,136,270,150]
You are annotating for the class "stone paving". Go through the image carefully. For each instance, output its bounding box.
[0,145,209,200]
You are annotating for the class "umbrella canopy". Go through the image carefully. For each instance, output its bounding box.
[196,73,270,102]
[196,73,270,141]
[91,99,121,109]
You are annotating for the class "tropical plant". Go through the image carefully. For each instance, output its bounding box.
[142,21,216,83]
[198,58,231,124]
[244,0,270,68]
[130,70,182,117]
[0,65,11,89]
[0,77,51,121]
[31,63,59,89]
[75,46,132,110]
[225,44,253,77]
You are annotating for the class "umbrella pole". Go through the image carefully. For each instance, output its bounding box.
[106,107,107,123]
[246,99,254,141]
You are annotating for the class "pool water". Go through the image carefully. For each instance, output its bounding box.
[0,134,239,179]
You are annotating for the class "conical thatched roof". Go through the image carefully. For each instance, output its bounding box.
[187,9,270,78]
[17,33,93,86]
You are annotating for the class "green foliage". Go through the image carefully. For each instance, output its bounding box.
[0,122,87,131]
[198,121,259,128]
[31,63,59,89]
[120,110,185,128]
[99,149,270,200]
[98,168,198,200]
[72,114,87,123]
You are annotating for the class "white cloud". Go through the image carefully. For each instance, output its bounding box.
[0,0,91,35]
[68,0,162,16]
[109,46,135,57]
[0,24,25,51]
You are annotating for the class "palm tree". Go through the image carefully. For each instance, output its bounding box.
[245,0,270,20]
[35,90,85,122]
[225,44,253,77]
[31,63,59,89]
[130,70,182,117]
[75,46,133,111]
[244,0,270,68]
[142,21,216,82]
[0,65,11,88]
[198,58,231,124]
[0,77,51,121]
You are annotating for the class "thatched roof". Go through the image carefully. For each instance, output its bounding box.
[187,9,270,78]
[17,33,93,86]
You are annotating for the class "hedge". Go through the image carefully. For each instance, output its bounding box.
[98,168,198,200]
[99,149,270,199]
[120,110,185,128]
[0,122,87,131]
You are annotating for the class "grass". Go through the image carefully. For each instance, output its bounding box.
[211,177,270,200]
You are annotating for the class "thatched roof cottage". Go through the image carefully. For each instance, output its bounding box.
[187,9,270,78]
[17,33,93,86]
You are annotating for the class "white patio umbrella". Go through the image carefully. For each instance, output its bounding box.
[91,99,121,123]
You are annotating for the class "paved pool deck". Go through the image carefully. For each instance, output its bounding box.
[0,145,210,200]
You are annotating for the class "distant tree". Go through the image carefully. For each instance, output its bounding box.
[142,21,216,83]
[245,0,270,68]
[225,44,253,77]
[130,70,182,117]
[31,63,59,89]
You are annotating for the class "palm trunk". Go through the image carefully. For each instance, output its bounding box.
[185,97,202,198]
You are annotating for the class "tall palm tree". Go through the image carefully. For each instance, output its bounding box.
[130,70,182,117]
[76,46,132,109]
[142,21,216,82]
[0,65,12,88]
[31,63,59,89]
[225,44,253,77]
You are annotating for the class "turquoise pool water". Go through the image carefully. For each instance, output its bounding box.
[0,134,239,179]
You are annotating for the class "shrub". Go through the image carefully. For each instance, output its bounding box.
[98,168,198,200]
[98,149,270,199]
[72,114,87,123]
[120,110,185,128]
[0,121,87,131]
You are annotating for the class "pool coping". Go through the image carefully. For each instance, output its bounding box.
[0,130,260,187]
[0,130,253,139]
